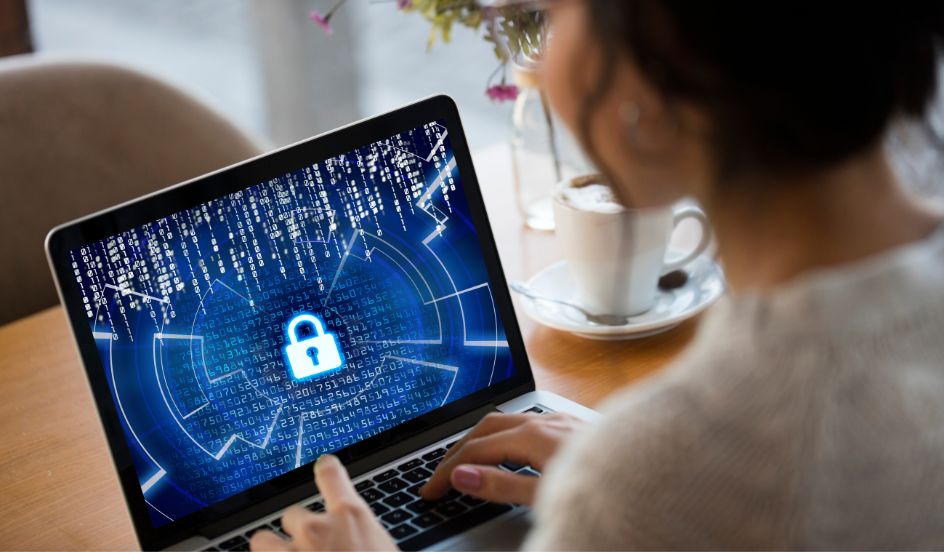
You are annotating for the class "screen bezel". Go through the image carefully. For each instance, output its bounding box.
[45,95,535,550]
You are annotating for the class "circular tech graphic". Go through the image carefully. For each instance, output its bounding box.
[75,121,515,525]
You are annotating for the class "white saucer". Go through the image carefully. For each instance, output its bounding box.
[514,254,725,340]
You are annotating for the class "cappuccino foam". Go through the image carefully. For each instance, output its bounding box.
[559,183,625,214]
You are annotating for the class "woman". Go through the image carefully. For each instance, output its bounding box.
[252,1,944,549]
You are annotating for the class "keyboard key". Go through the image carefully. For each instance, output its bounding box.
[444,439,460,449]
[373,469,399,483]
[244,523,268,537]
[382,492,412,507]
[519,467,541,477]
[269,517,282,530]
[354,480,374,492]
[378,477,409,493]
[524,406,545,414]
[421,448,447,461]
[406,483,425,497]
[397,458,423,472]
[401,467,432,484]
[231,542,250,552]
[389,523,418,541]
[458,495,485,508]
[360,487,385,503]
[307,501,324,512]
[405,499,437,514]
[380,509,411,525]
[217,535,247,551]
[425,459,442,471]
[412,512,445,529]
[369,502,390,516]
[397,503,514,551]
[436,501,468,518]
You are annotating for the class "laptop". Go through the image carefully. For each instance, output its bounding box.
[46,95,597,551]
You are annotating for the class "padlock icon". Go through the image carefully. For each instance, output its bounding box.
[283,313,345,381]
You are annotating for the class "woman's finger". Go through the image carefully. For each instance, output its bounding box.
[422,426,550,500]
[280,505,319,539]
[249,529,292,552]
[449,464,540,505]
[441,413,531,462]
[314,454,362,512]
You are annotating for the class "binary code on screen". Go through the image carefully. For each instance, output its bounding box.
[69,120,515,527]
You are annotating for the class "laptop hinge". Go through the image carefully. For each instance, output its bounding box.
[200,403,499,540]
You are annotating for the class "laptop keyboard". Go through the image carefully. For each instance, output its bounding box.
[205,405,547,551]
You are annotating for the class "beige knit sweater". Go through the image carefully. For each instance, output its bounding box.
[525,224,944,550]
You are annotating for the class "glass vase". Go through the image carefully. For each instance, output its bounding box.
[509,67,587,231]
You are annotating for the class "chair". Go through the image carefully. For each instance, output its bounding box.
[0,55,264,325]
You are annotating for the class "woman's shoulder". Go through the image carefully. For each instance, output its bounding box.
[713,221,944,343]
[662,221,944,395]
[585,219,944,444]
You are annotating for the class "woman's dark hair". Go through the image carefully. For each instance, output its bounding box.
[580,1,944,177]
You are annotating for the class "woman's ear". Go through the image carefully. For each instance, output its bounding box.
[612,60,682,162]
[617,99,679,161]
[610,57,717,204]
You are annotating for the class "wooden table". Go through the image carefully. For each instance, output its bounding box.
[0,144,698,550]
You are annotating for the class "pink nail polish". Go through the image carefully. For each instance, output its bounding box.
[452,466,482,490]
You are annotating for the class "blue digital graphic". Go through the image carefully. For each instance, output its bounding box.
[68,121,515,527]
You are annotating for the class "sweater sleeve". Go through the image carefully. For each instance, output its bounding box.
[521,371,794,551]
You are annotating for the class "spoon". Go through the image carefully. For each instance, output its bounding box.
[510,281,630,326]
[510,269,690,327]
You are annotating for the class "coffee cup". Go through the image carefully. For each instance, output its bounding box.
[552,174,712,317]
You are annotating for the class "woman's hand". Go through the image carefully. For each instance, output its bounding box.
[420,411,583,505]
[250,455,396,552]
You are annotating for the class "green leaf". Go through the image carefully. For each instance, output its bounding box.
[399,0,543,62]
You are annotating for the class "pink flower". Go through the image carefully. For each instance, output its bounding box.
[397,0,412,9]
[309,10,334,35]
[486,84,519,102]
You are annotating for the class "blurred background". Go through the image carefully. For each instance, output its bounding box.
[1,0,943,324]
[3,0,586,324]
[9,0,943,196]
[21,0,512,148]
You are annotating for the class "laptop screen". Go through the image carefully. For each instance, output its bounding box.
[67,119,515,528]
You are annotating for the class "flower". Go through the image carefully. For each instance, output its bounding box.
[309,10,334,35]
[486,84,519,102]
[308,0,535,108]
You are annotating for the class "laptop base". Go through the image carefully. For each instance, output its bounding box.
[175,390,597,551]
